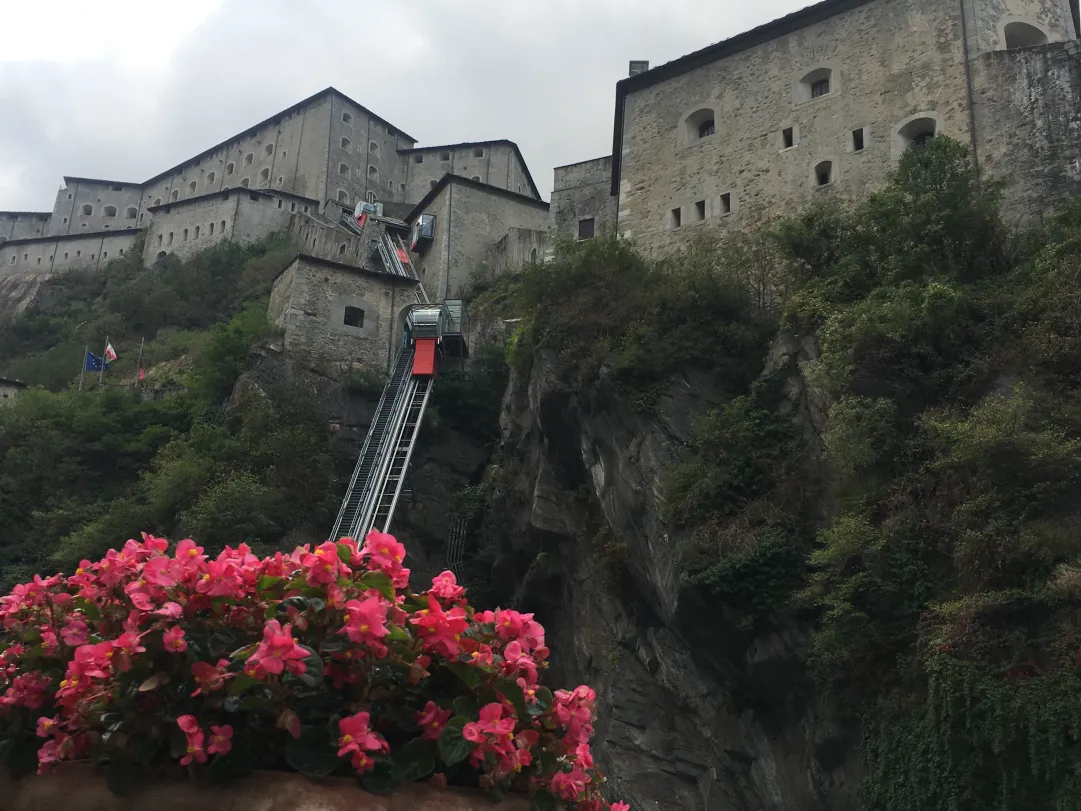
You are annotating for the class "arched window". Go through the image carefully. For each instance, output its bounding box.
[369,141,379,155]
[339,163,350,176]
[264,143,274,156]
[344,306,364,327]
[798,67,834,102]
[209,223,215,236]
[337,190,349,203]
[225,163,235,176]
[530,247,538,263]
[342,112,353,125]
[471,175,481,181]
[102,205,117,217]
[683,108,716,143]
[244,153,254,166]
[187,181,196,193]
[125,207,137,219]
[183,228,189,241]
[81,204,93,216]
[1003,21,1049,49]
[259,168,270,182]
[341,137,351,150]
[220,220,226,232]
[171,190,179,201]
[338,243,348,256]
[153,198,162,206]
[277,176,283,187]
[366,191,376,204]
[167,232,174,245]
[429,180,437,189]
[156,251,167,261]
[897,116,938,153]
[814,160,834,186]
[240,178,250,188]
[194,225,200,238]
[368,165,378,180]
[206,172,216,185]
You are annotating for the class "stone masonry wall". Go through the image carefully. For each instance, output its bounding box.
[616,0,974,254]
[3,231,139,275]
[48,179,143,237]
[401,144,535,206]
[409,180,549,301]
[0,213,50,243]
[140,95,333,219]
[973,40,1081,224]
[269,255,416,377]
[551,156,617,239]
[964,0,1076,53]
[485,226,549,275]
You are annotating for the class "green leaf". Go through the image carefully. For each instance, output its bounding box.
[444,661,482,689]
[226,673,260,696]
[453,695,479,719]
[257,575,283,592]
[337,543,353,565]
[73,597,101,623]
[106,757,134,797]
[531,789,560,811]
[283,728,339,777]
[532,686,553,716]
[387,623,411,642]
[437,716,471,767]
[297,646,325,689]
[498,678,529,719]
[360,759,399,795]
[393,737,436,782]
[359,571,395,600]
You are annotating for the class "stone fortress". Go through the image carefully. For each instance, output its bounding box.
[3,0,1081,378]
[553,0,1081,253]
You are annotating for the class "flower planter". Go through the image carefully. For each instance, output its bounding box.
[1,764,532,811]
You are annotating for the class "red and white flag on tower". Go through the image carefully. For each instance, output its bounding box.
[104,343,117,362]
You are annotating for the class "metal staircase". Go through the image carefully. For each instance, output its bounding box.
[369,374,433,531]
[330,337,417,541]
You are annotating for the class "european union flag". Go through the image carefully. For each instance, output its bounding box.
[84,351,108,372]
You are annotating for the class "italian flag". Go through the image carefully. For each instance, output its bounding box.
[104,343,117,362]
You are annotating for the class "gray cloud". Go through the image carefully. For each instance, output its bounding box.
[0,0,803,210]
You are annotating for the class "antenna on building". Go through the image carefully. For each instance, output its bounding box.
[628,60,650,77]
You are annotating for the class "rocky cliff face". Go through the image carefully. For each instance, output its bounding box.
[482,347,858,811]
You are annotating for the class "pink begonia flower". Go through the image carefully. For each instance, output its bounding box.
[416,701,452,741]
[247,620,308,677]
[163,626,187,653]
[208,725,233,756]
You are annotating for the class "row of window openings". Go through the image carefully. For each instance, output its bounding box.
[780,125,866,151]
[341,112,398,139]
[157,221,228,247]
[669,194,734,229]
[414,148,485,164]
[148,144,286,204]
[9,248,125,265]
[340,138,383,156]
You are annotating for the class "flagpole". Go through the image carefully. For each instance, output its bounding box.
[78,345,87,392]
[134,337,144,389]
[98,336,108,388]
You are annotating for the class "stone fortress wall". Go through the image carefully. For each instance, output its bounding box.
[550,0,1081,254]
[0,87,539,286]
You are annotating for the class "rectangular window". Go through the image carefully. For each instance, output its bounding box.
[670,207,682,229]
[782,127,795,149]
[343,306,365,328]
[695,200,706,221]
[719,193,732,215]
[578,218,595,240]
[852,127,865,152]
[811,78,830,98]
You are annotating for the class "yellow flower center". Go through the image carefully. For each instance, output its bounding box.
[341,734,353,744]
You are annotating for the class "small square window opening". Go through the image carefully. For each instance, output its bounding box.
[695,200,706,221]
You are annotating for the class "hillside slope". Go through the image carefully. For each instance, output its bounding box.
[466,139,1081,810]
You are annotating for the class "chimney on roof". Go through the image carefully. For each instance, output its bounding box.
[628,60,649,77]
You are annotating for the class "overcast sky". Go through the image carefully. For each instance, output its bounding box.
[0,0,808,210]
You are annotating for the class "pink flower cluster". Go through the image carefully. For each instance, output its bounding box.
[0,530,627,810]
